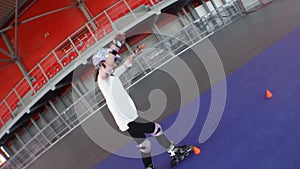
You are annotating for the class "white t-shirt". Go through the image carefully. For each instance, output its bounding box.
[97,74,138,131]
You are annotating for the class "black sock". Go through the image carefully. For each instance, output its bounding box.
[142,152,152,167]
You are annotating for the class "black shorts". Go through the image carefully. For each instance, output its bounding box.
[127,117,155,144]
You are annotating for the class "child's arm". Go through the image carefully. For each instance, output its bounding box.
[114,44,145,77]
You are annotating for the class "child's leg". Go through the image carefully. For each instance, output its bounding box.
[127,121,153,168]
[127,118,184,168]
[129,118,173,151]
[137,120,183,158]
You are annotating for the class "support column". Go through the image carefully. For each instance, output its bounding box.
[181,8,194,23]
[187,2,200,20]
[14,0,19,59]
[0,33,14,58]
[14,133,25,146]
[29,117,51,145]
[78,80,89,93]
[71,82,83,98]
[199,0,216,32]
[76,0,98,31]
[12,0,33,87]
[38,110,56,139]
[200,0,210,12]
[176,11,188,26]
[65,92,73,105]
[124,42,133,53]
[23,123,44,152]
[49,102,71,129]
[210,0,225,24]
[15,132,33,159]
[56,97,68,109]
[1,33,34,90]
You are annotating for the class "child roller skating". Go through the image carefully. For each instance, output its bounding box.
[94,33,200,169]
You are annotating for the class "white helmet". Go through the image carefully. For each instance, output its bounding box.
[92,48,121,68]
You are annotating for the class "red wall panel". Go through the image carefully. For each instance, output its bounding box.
[18,0,75,20]
[0,64,23,101]
[84,0,118,17]
[0,36,23,101]
[1,0,88,101]
[0,0,149,102]
[6,0,87,70]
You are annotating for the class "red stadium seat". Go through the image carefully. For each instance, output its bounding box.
[46,68,57,79]
[16,79,31,98]
[104,22,113,34]
[83,40,93,50]
[6,92,19,112]
[77,45,84,52]
[62,57,71,66]
[32,76,47,92]
[1,112,12,123]
[107,1,130,21]
[46,61,63,79]
[96,30,105,40]
[0,103,12,123]
[53,62,62,72]
[126,0,144,9]
[69,51,79,60]
[144,0,161,6]
[30,66,48,86]
[127,0,149,9]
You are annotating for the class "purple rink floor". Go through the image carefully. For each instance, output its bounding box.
[92,26,300,169]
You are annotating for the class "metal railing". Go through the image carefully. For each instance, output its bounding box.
[1,1,243,168]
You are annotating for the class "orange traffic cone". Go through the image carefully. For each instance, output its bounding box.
[192,146,201,155]
[265,90,273,99]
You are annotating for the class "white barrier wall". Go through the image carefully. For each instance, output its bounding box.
[206,1,216,11]
[213,0,225,8]
[240,0,261,12]
[195,5,208,17]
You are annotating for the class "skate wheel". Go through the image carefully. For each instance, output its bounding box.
[171,160,179,167]
[185,152,190,157]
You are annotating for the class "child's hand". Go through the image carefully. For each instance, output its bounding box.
[134,44,146,55]
[138,43,146,50]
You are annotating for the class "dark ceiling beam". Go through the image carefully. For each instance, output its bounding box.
[0,25,13,33]
[0,0,33,30]
[15,0,19,60]
[0,4,76,33]
[20,4,76,25]
[0,48,15,58]
[1,3,32,87]
[12,0,33,86]
[1,33,17,59]
[0,62,14,71]
[18,0,38,17]
[76,0,97,31]
[0,58,15,62]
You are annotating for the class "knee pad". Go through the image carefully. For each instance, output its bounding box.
[151,123,164,137]
[138,139,151,153]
